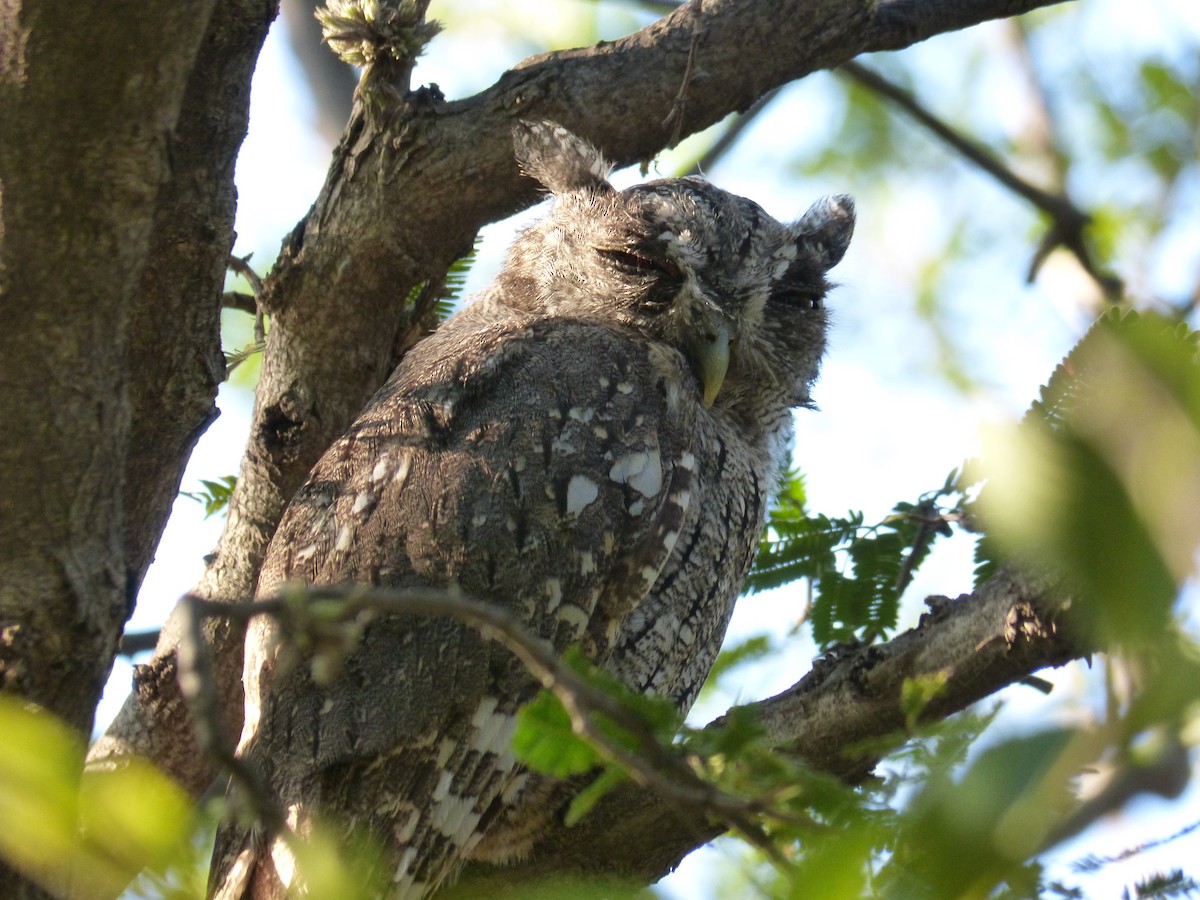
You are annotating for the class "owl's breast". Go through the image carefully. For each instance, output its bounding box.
[605,406,780,710]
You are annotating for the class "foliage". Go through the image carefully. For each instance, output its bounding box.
[507,301,1200,898]
[978,309,1200,647]
[179,475,239,519]
[404,237,482,324]
[7,1,1199,898]
[747,468,960,648]
[0,696,195,899]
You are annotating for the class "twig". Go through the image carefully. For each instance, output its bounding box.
[840,60,1123,300]
[177,596,286,836]
[661,0,705,148]
[220,290,259,316]
[681,87,780,178]
[1050,734,1192,849]
[1071,815,1200,873]
[1004,18,1067,177]
[226,253,266,343]
[118,628,161,656]
[186,584,791,857]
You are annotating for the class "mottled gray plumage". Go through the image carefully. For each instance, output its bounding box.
[210,121,853,899]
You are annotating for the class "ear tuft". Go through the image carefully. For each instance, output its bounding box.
[512,120,613,196]
[793,194,855,270]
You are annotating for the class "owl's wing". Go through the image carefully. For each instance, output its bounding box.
[216,311,700,898]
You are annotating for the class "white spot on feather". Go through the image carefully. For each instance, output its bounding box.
[394,847,419,883]
[565,474,600,516]
[544,578,563,612]
[609,449,662,498]
[432,792,480,837]
[371,457,390,483]
[395,807,420,843]
[392,452,412,487]
[556,603,589,633]
[579,551,596,575]
[432,770,454,802]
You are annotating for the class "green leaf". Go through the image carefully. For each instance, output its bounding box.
[512,692,599,778]
[0,696,195,898]
[180,474,238,518]
[564,767,627,827]
[224,339,265,376]
[405,238,482,323]
[892,729,1087,897]
[900,672,950,732]
[980,310,1200,646]
[702,634,774,692]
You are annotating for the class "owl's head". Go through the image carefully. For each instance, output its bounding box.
[503,121,854,413]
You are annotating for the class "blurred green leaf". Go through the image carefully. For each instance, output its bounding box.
[702,634,774,694]
[180,474,238,518]
[513,691,601,779]
[0,695,194,899]
[981,310,1200,646]
[891,729,1088,897]
[564,767,627,827]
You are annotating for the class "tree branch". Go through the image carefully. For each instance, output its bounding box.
[94,0,1074,804]
[454,568,1086,888]
[839,59,1122,299]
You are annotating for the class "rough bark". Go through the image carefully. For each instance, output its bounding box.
[83,0,279,797]
[0,0,220,739]
[0,1,272,895]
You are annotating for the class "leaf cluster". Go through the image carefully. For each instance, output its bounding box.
[976,308,1200,647]
[747,469,961,648]
[405,238,481,325]
[179,475,238,519]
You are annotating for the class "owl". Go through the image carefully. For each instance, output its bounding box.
[210,121,854,899]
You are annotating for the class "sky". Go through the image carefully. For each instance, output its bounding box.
[100,1,1200,896]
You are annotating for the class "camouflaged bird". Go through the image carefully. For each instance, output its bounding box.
[210,120,854,899]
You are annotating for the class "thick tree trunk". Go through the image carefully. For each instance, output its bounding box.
[0,1,275,895]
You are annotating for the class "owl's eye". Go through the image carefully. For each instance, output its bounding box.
[769,287,822,310]
[596,247,680,281]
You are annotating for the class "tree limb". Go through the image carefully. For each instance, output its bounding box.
[453,568,1086,888]
[93,0,1073,805]
[839,59,1122,299]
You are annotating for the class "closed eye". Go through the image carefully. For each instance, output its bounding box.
[596,247,680,280]
[770,288,822,310]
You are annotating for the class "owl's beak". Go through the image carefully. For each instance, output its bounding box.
[688,318,731,407]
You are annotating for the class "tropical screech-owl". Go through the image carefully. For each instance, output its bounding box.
[210,121,854,899]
